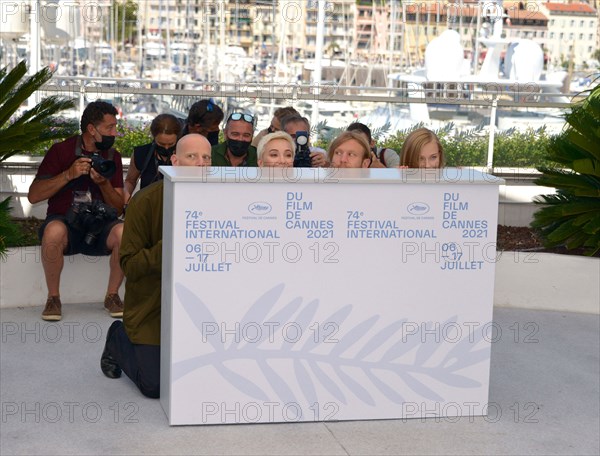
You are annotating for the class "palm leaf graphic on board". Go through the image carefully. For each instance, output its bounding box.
[172,283,489,405]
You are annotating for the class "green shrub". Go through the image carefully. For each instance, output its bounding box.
[314,120,555,168]
[9,110,559,168]
[26,116,79,156]
[0,61,74,257]
[383,123,553,168]
[115,119,152,157]
[23,118,153,158]
[532,83,600,256]
[0,198,23,255]
[493,127,553,168]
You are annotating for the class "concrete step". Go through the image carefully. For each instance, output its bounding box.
[2,246,598,314]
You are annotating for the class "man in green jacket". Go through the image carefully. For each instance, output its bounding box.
[211,112,258,166]
[100,134,212,398]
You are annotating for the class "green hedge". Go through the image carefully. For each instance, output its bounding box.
[24,119,556,167]
[114,120,152,157]
[375,123,553,168]
[23,118,152,158]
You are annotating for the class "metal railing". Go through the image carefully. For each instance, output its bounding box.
[40,76,578,108]
[36,76,580,167]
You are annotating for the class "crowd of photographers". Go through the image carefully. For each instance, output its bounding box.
[27,99,444,398]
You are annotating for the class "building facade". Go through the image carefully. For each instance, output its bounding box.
[540,1,599,67]
[131,0,600,73]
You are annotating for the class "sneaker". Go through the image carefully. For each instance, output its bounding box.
[104,294,124,318]
[42,296,62,321]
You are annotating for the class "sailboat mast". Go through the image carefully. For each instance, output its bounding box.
[28,0,41,76]
[28,0,41,107]
[165,1,171,80]
[204,4,210,81]
[473,1,482,75]
[388,1,397,78]
[121,1,126,55]
[138,1,144,77]
[311,0,325,138]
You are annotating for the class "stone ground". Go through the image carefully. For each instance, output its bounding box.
[1,306,598,455]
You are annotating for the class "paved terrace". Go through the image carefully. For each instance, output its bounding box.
[1,304,598,455]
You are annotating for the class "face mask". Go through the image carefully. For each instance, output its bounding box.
[94,134,115,151]
[155,144,175,159]
[207,131,219,146]
[227,138,251,157]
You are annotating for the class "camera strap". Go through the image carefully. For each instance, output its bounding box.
[59,136,86,192]
[75,135,115,161]
[142,142,170,184]
[139,142,157,178]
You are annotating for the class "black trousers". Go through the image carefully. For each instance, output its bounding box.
[106,321,160,398]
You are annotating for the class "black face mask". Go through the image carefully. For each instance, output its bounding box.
[155,144,175,160]
[227,138,251,157]
[94,135,115,151]
[207,131,219,146]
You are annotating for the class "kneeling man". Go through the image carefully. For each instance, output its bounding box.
[100,134,212,398]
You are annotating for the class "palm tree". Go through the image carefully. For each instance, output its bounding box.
[0,61,75,257]
[532,82,600,256]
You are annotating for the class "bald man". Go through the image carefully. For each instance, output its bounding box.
[100,134,211,398]
[171,133,212,167]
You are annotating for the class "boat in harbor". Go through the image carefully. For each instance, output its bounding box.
[1,0,593,137]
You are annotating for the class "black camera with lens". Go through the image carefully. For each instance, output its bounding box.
[66,200,118,246]
[293,131,312,168]
[89,153,116,179]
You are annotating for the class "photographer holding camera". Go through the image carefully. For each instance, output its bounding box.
[280,115,330,168]
[28,101,125,321]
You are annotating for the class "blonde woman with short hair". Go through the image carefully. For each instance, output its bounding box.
[257,131,296,167]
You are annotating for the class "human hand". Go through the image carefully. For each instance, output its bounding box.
[369,153,385,168]
[66,157,92,180]
[89,167,108,185]
[310,152,329,168]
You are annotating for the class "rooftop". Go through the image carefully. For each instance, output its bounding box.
[545,2,597,13]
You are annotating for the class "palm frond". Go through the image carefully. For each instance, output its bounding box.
[0,62,75,257]
[533,83,600,255]
[0,62,75,163]
[0,64,54,126]
[12,96,75,126]
[0,61,28,107]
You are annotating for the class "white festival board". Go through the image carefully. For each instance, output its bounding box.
[160,167,503,425]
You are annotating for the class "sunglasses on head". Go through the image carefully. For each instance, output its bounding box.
[187,99,216,125]
[228,112,254,124]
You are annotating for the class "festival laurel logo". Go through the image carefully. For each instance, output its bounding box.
[172,283,489,406]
